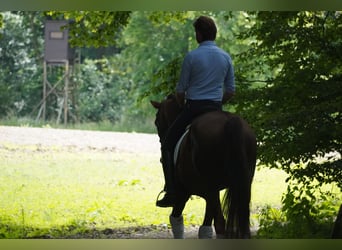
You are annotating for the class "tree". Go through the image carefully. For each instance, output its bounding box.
[0,12,44,117]
[119,11,195,100]
[76,58,129,123]
[236,11,341,185]
[235,11,341,236]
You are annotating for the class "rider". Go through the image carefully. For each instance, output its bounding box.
[156,16,236,207]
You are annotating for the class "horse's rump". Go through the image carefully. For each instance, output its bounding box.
[176,111,248,194]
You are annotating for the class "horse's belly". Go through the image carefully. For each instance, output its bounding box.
[176,156,227,196]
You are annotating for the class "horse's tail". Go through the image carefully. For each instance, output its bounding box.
[222,115,254,238]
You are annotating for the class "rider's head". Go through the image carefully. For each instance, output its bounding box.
[193,16,217,43]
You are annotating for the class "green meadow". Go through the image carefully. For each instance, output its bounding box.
[0,142,288,238]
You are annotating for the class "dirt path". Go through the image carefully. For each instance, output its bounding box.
[0,125,160,154]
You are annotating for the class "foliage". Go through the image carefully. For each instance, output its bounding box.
[45,11,131,48]
[257,179,340,238]
[0,12,44,117]
[76,58,127,123]
[236,11,341,182]
[117,11,196,101]
[236,11,342,237]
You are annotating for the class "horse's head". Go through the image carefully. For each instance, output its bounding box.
[151,94,182,141]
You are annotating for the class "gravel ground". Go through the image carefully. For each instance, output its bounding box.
[0,125,201,239]
[0,125,161,154]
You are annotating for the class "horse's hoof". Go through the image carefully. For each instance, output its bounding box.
[198,225,213,239]
[170,215,184,239]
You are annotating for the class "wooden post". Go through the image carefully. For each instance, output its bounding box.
[64,60,69,125]
[43,61,47,121]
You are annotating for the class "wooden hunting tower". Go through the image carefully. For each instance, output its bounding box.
[36,20,79,125]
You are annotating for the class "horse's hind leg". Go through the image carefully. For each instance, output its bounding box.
[169,194,189,239]
[198,203,214,238]
[199,192,225,239]
[213,197,226,239]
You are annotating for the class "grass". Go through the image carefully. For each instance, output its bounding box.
[0,141,290,238]
[0,143,204,238]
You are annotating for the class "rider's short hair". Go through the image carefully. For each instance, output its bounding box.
[193,16,217,41]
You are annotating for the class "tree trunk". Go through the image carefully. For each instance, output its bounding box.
[332,204,342,238]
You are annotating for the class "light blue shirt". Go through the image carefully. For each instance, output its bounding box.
[176,41,235,101]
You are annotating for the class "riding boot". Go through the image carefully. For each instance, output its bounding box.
[156,150,176,207]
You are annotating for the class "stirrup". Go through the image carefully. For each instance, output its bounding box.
[156,190,176,207]
[156,190,165,204]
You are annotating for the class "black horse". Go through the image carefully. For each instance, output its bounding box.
[151,95,256,238]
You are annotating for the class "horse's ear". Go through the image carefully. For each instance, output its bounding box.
[150,100,161,109]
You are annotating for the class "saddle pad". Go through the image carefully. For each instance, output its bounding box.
[174,128,189,165]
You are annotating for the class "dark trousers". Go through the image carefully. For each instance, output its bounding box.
[159,99,222,194]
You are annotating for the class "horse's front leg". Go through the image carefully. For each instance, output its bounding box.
[169,194,189,239]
